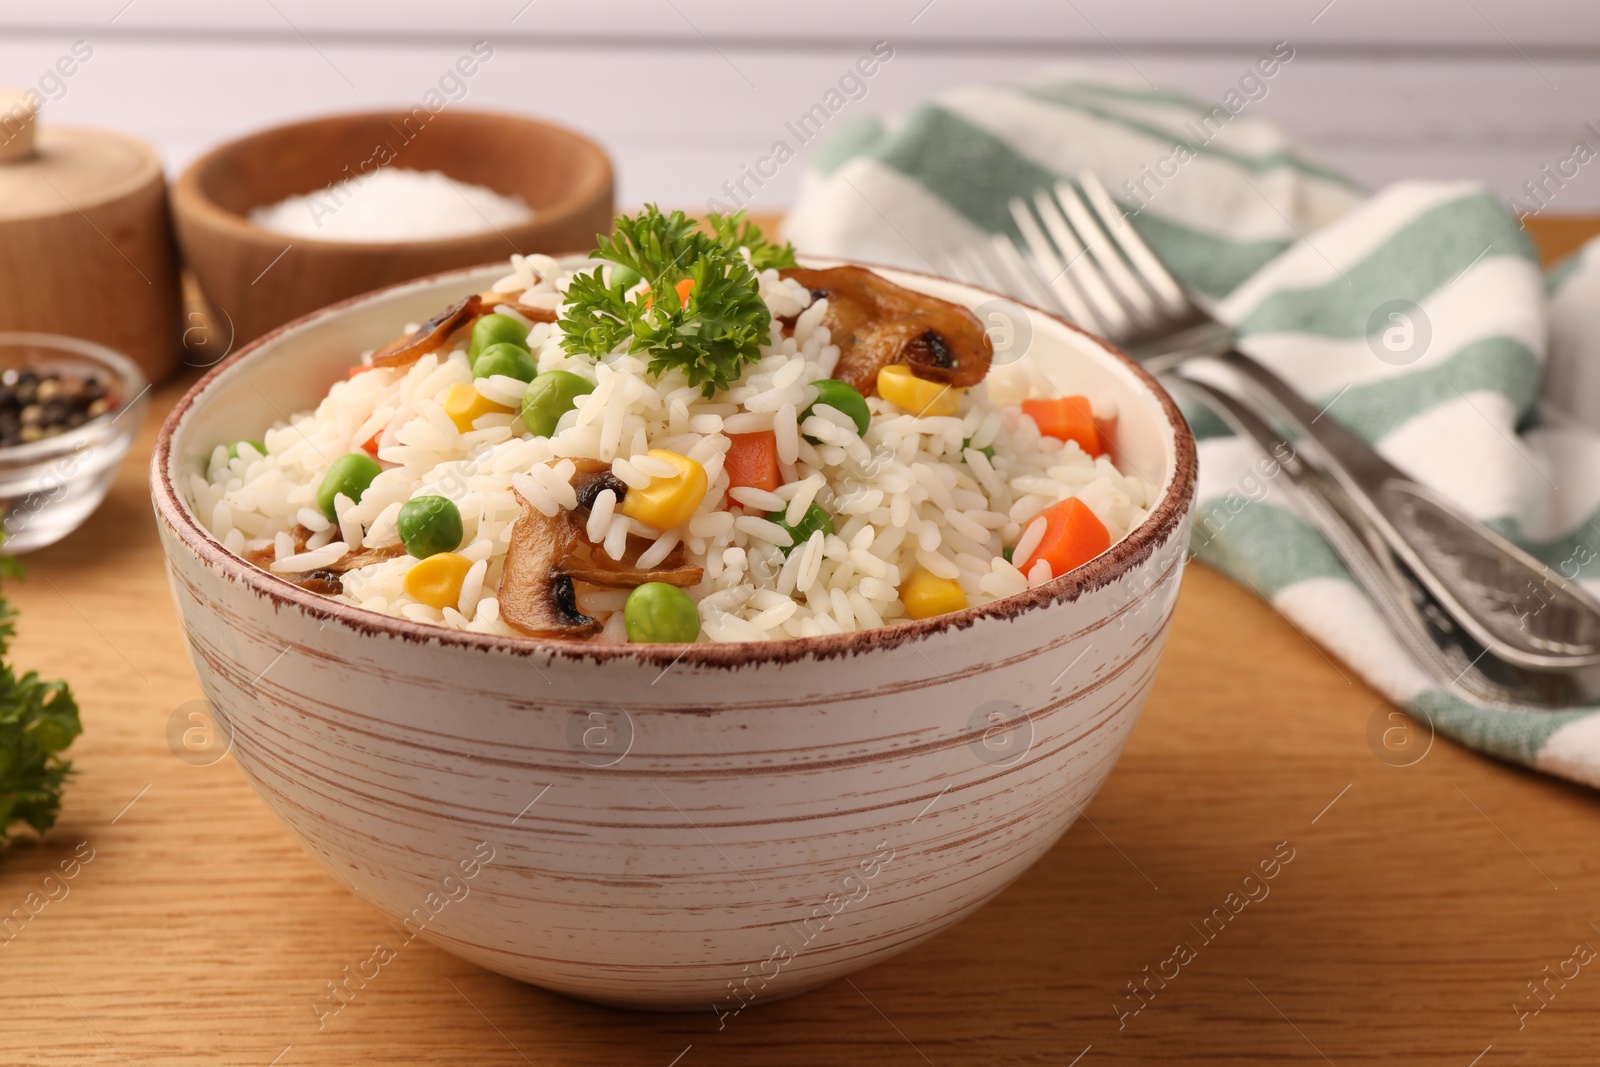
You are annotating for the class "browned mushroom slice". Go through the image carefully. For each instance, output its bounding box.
[563,459,702,586]
[570,458,628,511]
[499,494,604,638]
[243,524,312,569]
[245,525,407,594]
[779,265,993,396]
[499,484,707,638]
[564,539,703,589]
[368,294,484,369]
[477,291,559,324]
[322,542,407,573]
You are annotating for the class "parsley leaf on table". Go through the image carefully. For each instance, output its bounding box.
[0,558,81,849]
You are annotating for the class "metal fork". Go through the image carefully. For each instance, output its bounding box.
[930,171,1600,676]
[1175,375,1599,708]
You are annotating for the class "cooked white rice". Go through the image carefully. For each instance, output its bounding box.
[188,253,1152,642]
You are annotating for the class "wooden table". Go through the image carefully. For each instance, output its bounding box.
[6,220,1600,1067]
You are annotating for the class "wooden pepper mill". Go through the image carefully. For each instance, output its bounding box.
[0,90,182,382]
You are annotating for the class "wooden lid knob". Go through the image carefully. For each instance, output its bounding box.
[0,90,38,162]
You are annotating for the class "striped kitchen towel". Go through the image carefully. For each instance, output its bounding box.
[782,64,1600,788]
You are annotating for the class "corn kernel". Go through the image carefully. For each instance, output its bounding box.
[443,382,514,433]
[404,551,473,609]
[876,365,962,418]
[619,449,708,531]
[900,567,968,620]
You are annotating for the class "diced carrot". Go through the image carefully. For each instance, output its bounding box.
[724,430,781,494]
[1022,395,1102,457]
[641,278,696,312]
[359,434,380,457]
[1017,497,1110,580]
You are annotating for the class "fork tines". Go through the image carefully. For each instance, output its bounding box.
[935,171,1196,349]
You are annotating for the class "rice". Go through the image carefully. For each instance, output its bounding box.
[188,255,1153,642]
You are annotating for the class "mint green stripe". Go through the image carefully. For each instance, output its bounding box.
[1315,335,1542,442]
[823,104,1293,300]
[861,105,1058,236]
[1190,495,1350,597]
[1182,398,1236,441]
[1237,192,1538,338]
[809,116,886,178]
[1409,690,1591,765]
[1124,211,1291,299]
[1019,85,1360,191]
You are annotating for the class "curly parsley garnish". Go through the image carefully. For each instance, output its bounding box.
[706,211,798,271]
[0,555,81,849]
[558,206,798,397]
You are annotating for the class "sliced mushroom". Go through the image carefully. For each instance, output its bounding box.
[319,542,407,573]
[570,458,628,511]
[243,524,311,569]
[498,478,706,639]
[499,495,603,637]
[360,290,556,374]
[564,539,703,589]
[779,265,993,396]
[478,290,559,325]
[244,525,407,594]
[562,460,702,586]
[368,294,483,369]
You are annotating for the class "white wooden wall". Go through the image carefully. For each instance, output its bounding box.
[6,1,1600,214]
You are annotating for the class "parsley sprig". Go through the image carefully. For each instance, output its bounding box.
[705,211,798,271]
[0,556,81,849]
[558,206,798,397]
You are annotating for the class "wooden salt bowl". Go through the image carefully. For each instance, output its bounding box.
[171,109,614,349]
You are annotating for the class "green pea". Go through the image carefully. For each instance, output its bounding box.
[397,495,464,559]
[765,503,835,556]
[802,380,871,437]
[609,264,641,291]
[226,439,265,459]
[467,313,529,361]
[962,436,996,461]
[624,582,701,644]
[520,369,595,437]
[316,453,382,522]
[1002,546,1014,564]
[471,342,536,383]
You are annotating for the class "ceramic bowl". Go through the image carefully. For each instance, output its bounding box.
[171,109,614,349]
[150,261,1196,1012]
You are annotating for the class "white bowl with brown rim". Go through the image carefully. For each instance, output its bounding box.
[149,259,1196,1012]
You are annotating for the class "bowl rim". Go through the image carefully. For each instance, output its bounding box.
[170,107,615,254]
[0,331,148,464]
[150,257,1196,667]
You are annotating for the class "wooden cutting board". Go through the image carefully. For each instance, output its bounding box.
[3,216,1599,1066]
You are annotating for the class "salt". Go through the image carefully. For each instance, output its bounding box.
[249,167,534,241]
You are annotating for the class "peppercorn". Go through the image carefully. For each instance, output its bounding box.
[0,370,115,448]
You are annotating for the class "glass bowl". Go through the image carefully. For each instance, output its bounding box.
[0,333,147,553]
